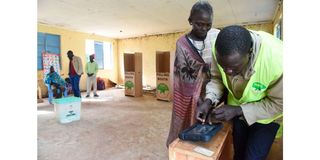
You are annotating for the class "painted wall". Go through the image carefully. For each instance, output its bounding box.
[273,1,283,39]
[117,31,186,87]
[37,22,274,96]
[243,22,274,34]
[37,24,118,96]
[117,23,273,87]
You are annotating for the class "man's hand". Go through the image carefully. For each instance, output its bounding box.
[196,99,212,123]
[213,105,243,121]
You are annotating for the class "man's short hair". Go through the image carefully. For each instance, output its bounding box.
[215,25,252,56]
[67,50,73,54]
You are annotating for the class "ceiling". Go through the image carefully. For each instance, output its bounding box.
[38,0,281,39]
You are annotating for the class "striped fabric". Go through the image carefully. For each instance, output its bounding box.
[173,90,193,120]
[166,29,219,147]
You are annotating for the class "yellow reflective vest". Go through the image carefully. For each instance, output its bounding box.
[212,31,283,138]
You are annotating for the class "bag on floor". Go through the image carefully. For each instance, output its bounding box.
[97,77,105,90]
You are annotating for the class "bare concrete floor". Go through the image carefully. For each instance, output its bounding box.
[38,88,172,160]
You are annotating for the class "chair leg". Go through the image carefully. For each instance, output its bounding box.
[47,85,53,104]
[64,86,68,97]
[48,91,53,104]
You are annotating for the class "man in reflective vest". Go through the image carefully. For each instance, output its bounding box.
[196,25,283,160]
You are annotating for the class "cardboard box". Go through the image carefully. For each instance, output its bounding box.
[156,51,173,101]
[156,72,171,100]
[124,53,143,97]
[53,97,81,124]
[124,71,135,96]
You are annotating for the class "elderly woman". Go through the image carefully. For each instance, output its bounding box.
[44,66,67,103]
[166,1,222,147]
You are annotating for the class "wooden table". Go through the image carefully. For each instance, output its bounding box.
[169,122,233,160]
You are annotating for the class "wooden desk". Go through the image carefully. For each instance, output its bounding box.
[169,122,233,160]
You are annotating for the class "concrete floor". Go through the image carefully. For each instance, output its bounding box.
[38,88,282,160]
[38,88,172,160]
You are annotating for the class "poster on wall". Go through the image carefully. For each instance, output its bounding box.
[42,52,60,75]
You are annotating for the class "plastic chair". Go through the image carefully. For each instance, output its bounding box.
[46,84,68,104]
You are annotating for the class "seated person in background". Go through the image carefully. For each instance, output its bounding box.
[45,66,67,103]
[64,77,73,95]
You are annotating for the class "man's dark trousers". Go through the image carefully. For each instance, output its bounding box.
[233,116,280,160]
[70,74,81,97]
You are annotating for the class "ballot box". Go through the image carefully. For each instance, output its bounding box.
[53,97,81,124]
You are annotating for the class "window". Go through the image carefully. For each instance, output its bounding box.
[274,18,283,40]
[85,40,113,69]
[94,41,104,69]
[103,42,113,69]
[37,32,61,70]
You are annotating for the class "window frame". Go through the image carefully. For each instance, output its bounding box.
[37,32,61,70]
